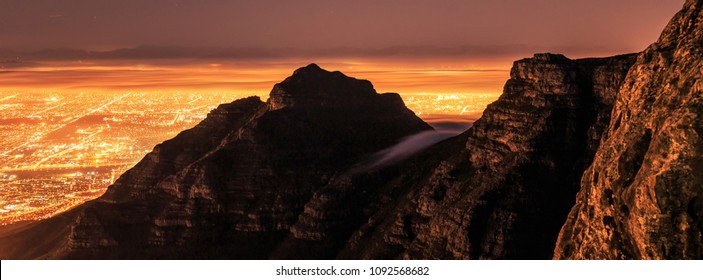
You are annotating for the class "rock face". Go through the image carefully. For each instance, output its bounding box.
[554,0,703,259]
[338,53,637,259]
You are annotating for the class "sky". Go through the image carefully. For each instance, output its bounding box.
[0,0,688,96]
[0,0,685,58]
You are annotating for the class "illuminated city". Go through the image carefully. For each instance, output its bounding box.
[0,79,501,225]
[0,90,249,224]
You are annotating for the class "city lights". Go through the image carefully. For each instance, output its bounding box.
[0,61,507,225]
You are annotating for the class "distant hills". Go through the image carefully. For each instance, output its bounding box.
[0,44,627,62]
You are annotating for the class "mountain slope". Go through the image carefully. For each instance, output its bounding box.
[0,96,266,259]
[0,64,431,259]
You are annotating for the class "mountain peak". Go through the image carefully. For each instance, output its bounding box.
[267,64,376,110]
[288,63,340,80]
[294,63,324,73]
[532,53,570,62]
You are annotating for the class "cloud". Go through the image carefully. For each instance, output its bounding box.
[355,118,473,172]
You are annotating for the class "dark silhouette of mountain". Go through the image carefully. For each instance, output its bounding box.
[0,0,701,260]
[0,63,432,259]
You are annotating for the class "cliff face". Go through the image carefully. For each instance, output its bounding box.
[339,53,637,259]
[554,0,703,259]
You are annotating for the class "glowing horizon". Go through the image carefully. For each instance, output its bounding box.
[0,59,510,96]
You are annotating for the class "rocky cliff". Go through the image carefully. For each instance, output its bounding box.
[338,53,637,259]
[554,0,703,259]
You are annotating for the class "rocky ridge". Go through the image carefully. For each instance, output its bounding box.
[338,53,637,259]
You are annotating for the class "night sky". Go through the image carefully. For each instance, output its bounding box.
[0,0,685,57]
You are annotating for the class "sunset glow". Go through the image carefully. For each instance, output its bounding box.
[0,59,510,94]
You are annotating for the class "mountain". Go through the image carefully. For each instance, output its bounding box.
[338,53,638,259]
[343,0,702,259]
[0,64,432,259]
[554,0,703,259]
[1,0,701,260]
